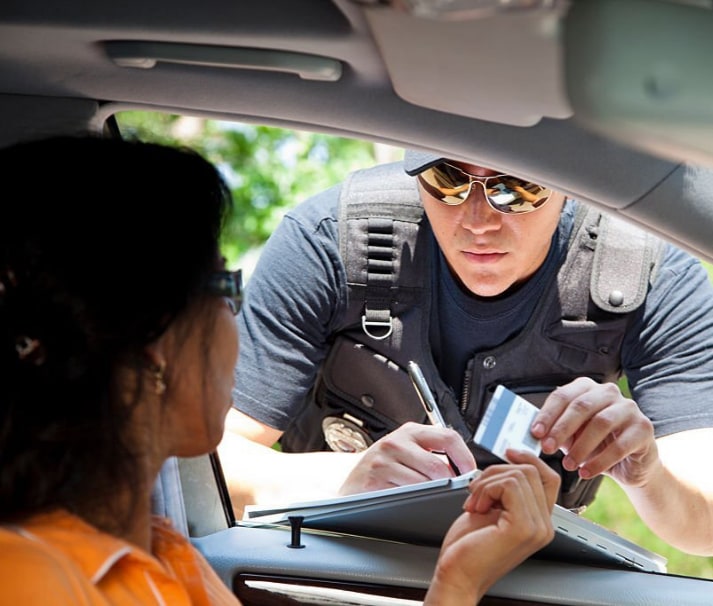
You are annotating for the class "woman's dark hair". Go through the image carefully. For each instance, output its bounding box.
[0,135,231,523]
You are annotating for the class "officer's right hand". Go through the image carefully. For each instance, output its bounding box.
[337,422,477,495]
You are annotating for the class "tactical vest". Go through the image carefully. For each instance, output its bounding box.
[280,162,664,510]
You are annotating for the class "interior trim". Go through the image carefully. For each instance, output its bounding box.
[105,41,343,82]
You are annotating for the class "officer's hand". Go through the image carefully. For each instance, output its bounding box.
[425,451,559,605]
[530,377,659,486]
[338,421,477,495]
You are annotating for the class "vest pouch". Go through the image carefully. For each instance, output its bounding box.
[482,379,605,511]
[280,335,426,454]
[548,317,629,373]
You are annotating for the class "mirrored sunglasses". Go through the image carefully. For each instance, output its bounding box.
[207,269,243,315]
[417,162,553,214]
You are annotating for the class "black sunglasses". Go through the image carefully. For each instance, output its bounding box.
[206,269,243,315]
[417,162,553,214]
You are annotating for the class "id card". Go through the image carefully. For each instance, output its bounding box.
[473,385,541,462]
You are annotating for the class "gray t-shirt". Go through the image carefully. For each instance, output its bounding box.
[234,178,713,438]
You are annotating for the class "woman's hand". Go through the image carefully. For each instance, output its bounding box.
[424,450,560,606]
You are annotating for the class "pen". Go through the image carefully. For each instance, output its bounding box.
[408,360,448,428]
[407,360,461,476]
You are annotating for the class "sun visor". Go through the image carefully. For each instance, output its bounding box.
[362,3,572,126]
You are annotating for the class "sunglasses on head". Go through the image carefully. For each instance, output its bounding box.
[417,162,554,214]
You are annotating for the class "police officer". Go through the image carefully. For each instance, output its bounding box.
[220,151,713,556]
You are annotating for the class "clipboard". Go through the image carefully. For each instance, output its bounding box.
[243,470,667,573]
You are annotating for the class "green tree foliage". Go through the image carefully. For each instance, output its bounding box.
[116,111,393,263]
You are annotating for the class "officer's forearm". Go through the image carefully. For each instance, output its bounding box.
[621,430,713,556]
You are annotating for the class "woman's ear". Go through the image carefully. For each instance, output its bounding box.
[143,338,169,398]
[143,337,167,373]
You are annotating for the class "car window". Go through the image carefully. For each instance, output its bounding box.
[115,109,713,583]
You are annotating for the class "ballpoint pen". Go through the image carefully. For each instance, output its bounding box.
[407,360,461,475]
[408,360,448,428]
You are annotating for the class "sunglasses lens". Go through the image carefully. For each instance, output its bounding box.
[418,163,473,205]
[418,163,552,214]
[207,269,243,315]
[483,175,552,214]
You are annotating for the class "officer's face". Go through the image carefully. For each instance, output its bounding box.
[419,161,565,297]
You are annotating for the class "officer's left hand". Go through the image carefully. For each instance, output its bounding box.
[530,377,659,487]
[338,421,477,495]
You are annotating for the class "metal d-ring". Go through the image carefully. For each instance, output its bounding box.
[361,314,393,340]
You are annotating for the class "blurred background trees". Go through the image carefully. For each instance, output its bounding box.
[117,112,401,270]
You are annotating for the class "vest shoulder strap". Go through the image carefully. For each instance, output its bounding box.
[591,211,665,312]
[338,162,427,340]
[562,204,664,316]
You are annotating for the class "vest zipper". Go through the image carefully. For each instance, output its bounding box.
[460,365,473,414]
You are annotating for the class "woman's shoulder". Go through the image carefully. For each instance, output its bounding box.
[0,526,89,604]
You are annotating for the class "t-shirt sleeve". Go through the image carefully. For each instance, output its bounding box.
[232,188,346,430]
[623,244,713,436]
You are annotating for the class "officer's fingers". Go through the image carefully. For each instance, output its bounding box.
[537,382,623,455]
[392,421,454,449]
[559,399,650,472]
[405,423,477,474]
[342,429,446,492]
[531,377,598,440]
[386,420,454,454]
[557,400,631,467]
[375,423,473,480]
[576,417,655,480]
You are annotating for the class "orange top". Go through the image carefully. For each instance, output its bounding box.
[0,510,240,605]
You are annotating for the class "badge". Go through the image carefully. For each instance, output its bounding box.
[322,414,373,453]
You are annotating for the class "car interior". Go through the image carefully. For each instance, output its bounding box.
[2,0,713,604]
